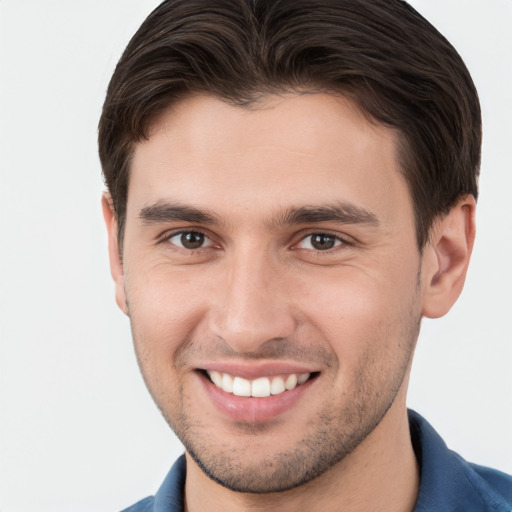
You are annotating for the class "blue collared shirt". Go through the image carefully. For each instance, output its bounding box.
[121,410,512,511]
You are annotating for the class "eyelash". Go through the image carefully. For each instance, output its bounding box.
[159,229,351,254]
[159,230,216,251]
[294,232,349,252]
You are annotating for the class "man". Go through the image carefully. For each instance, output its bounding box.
[98,0,512,510]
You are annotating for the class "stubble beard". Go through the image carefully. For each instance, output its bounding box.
[151,318,420,494]
[182,397,396,493]
[131,278,423,494]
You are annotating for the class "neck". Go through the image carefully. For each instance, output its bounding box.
[184,403,419,512]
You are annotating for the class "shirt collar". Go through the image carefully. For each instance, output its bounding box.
[152,410,509,511]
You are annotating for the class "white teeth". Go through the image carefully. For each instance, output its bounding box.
[270,376,286,395]
[285,374,297,390]
[210,370,223,387]
[222,373,234,393]
[297,373,309,385]
[206,371,311,397]
[233,377,251,397]
[251,377,271,397]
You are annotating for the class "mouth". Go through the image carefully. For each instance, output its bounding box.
[203,369,318,398]
[196,367,320,423]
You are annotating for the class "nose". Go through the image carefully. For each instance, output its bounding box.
[208,246,296,354]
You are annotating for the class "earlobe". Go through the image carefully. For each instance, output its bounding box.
[101,193,129,315]
[421,196,476,319]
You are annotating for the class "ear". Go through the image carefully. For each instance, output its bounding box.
[421,195,476,319]
[101,193,129,315]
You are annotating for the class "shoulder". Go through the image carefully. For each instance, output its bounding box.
[409,410,512,511]
[120,496,155,512]
[118,455,186,512]
[462,459,512,510]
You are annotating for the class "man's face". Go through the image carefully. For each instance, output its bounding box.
[117,93,426,492]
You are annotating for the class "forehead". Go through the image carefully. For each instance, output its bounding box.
[128,93,412,228]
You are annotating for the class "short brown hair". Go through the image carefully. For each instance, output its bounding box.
[98,0,481,250]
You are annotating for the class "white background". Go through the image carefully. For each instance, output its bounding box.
[0,1,511,511]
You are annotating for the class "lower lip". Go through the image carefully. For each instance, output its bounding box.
[198,372,315,423]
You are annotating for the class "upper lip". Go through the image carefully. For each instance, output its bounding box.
[197,361,320,380]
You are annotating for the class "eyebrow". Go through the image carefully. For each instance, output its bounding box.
[271,202,379,228]
[139,202,220,225]
[139,200,379,228]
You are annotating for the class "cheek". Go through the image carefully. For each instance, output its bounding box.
[125,267,213,412]
[296,264,420,367]
[125,264,211,363]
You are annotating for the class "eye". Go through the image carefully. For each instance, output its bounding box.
[297,233,344,251]
[167,231,212,250]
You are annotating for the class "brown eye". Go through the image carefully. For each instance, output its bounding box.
[298,233,343,251]
[311,234,336,250]
[169,231,208,249]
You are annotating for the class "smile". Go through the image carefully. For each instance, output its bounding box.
[206,370,312,397]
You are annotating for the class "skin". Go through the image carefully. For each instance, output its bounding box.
[104,93,475,512]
